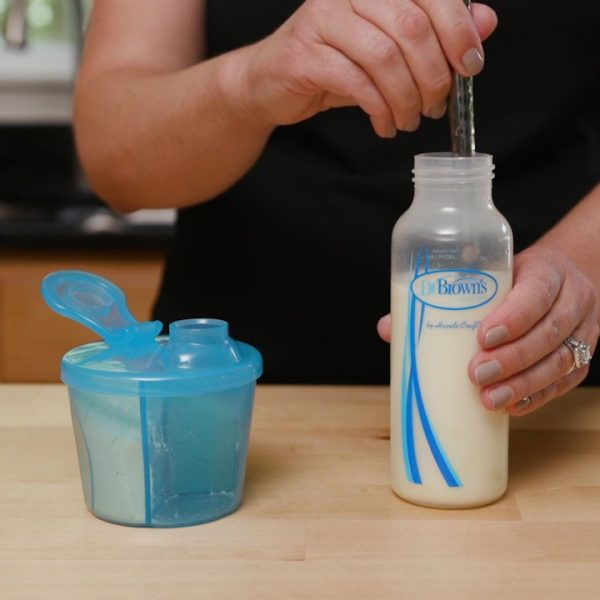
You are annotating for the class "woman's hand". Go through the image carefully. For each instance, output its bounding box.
[467,247,598,416]
[225,0,497,138]
[377,247,599,415]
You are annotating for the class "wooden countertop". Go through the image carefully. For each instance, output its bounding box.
[1,384,600,599]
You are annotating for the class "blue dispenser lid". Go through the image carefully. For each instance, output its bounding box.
[41,271,262,397]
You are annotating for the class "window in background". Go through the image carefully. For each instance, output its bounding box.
[0,0,92,44]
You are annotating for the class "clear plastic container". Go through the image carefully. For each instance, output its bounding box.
[390,153,513,508]
[42,271,262,527]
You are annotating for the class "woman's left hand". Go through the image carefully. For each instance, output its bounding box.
[377,246,599,415]
[466,246,598,415]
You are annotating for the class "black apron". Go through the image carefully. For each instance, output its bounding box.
[154,0,600,384]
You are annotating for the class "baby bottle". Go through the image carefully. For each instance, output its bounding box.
[390,153,512,508]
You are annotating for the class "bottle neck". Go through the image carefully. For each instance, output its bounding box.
[413,180,493,207]
[411,153,494,209]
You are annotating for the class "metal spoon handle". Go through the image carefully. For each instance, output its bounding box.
[449,0,476,156]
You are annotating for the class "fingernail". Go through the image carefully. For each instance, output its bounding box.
[462,48,484,76]
[428,102,447,119]
[484,325,509,349]
[488,385,514,410]
[475,360,502,386]
[405,116,420,132]
[384,124,397,139]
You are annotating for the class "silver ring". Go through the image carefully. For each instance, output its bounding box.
[563,336,593,374]
[515,396,531,410]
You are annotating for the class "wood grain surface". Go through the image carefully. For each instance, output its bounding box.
[1,384,599,599]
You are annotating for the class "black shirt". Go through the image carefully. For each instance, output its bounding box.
[153,0,600,384]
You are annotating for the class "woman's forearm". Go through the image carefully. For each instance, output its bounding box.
[74,47,272,212]
[534,182,600,324]
[74,0,499,213]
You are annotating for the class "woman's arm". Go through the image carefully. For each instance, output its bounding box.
[74,0,273,212]
[536,182,600,323]
[74,0,497,212]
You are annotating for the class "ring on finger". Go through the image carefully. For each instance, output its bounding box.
[514,396,531,411]
[563,335,593,374]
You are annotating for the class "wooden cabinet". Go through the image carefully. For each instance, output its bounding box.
[0,248,164,382]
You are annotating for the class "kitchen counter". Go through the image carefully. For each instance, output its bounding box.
[0,203,174,246]
[0,124,174,245]
[1,384,600,599]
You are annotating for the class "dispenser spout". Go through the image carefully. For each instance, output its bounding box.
[41,270,162,346]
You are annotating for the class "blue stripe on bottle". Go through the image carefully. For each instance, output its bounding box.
[401,246,463,488]
[403,248,423,484]
[401,247,422,483]
[400,305,413,482]
[403,291,421,484]
[408,286,463,488]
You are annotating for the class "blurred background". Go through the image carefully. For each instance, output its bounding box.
[0,0,171,382]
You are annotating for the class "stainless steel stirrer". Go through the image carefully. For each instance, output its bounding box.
[449,0,476,156]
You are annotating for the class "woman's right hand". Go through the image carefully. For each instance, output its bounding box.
[224,0,497,138]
